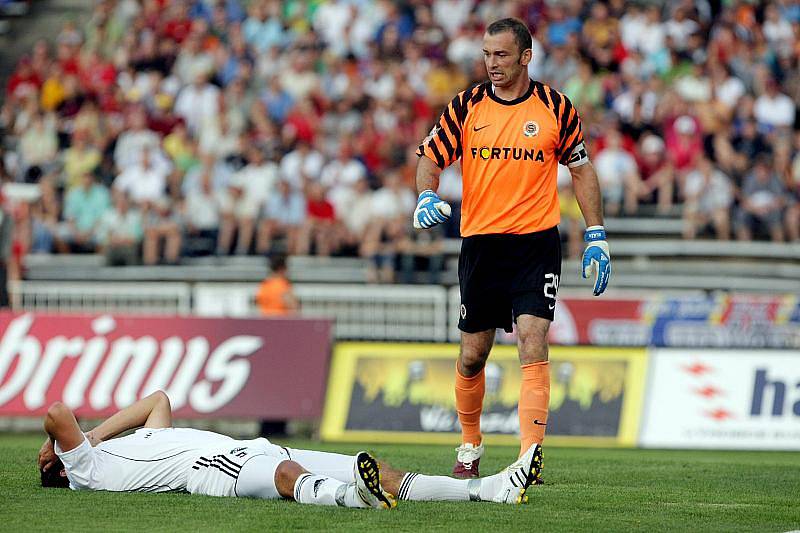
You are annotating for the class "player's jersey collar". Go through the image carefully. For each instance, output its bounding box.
[488,78,535,106]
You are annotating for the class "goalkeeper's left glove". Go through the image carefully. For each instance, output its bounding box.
[582,225,611,296]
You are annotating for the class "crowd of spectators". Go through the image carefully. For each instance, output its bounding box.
[1,0,799,281]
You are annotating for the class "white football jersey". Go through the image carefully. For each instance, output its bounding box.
[55,427,249,493]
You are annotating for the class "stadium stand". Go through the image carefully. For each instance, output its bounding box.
[1,0,799,297]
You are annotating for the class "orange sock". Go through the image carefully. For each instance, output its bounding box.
[519,361,550,456]
[455,366,485,446]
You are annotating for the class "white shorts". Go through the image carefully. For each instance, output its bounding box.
[186,438,290,498]
[185,441,359,500]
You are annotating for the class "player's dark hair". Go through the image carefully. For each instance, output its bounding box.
[41,459,70,488]
[486,18,533,54]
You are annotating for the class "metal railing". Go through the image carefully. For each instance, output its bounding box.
[9,281,192,315]
[192,282,449,341]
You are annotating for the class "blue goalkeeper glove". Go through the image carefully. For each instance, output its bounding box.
[413,189,452,229]
[582,225,611,296]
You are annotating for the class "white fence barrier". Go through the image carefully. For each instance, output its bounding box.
[193,282,450,341]
[9,281,192,315]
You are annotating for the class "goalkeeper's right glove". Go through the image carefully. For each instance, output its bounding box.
[413,189,452,229]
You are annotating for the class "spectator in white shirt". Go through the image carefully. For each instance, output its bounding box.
[682,156,733,240]
[257,179,306,255]
[217,146,278,255]
[763,3,795,56]
[754,78,796,130]
[664,7,698,52]
[321,144,368,216]
[95,190,143,266]
[638,6,666,57]
[279,140,325,190]
[183,170,223,256]
[336,177,374,254]
[113,108,162,172]
[18,113,58,180]
[710,64,745,111]
[174,71,221,136]
[142,198,182,265]
[594,130,640,215]
[113,148,169,205]
[361,171,415,283]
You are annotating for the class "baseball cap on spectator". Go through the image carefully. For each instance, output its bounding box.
[641,134,665,154]
[675,115,696,135]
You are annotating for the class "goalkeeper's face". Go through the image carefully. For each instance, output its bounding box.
[483,31,531,89]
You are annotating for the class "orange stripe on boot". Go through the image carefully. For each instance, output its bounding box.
[455,365,485,446]
[519,361,550,456]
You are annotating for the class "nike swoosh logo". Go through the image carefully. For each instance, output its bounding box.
[473,124,490,132]
[533,419,547,426]
[548,303,556,310]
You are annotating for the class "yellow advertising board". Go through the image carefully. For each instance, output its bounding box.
[321,343,648,447]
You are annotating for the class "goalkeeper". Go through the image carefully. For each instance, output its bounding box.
[413,17,611,478]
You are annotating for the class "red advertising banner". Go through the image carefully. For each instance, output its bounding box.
[0,312,333,419]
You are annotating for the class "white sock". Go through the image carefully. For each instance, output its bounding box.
[397,473,470,501]
[398,472,505,502]
[293,473,368,508]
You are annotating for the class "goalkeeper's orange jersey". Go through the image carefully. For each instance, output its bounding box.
[417,79,586,237]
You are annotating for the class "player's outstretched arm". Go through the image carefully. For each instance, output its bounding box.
[413,155,451,229]
[87,390,172,445]
[570,162,611,296]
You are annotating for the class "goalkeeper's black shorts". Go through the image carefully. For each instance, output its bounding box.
[457,226,561,333]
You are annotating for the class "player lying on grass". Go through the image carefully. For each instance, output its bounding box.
[38,391,542,508]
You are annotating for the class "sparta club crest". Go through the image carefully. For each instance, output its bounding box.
[522,120,539,137]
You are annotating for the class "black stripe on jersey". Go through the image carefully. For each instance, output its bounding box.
[99,449,192,462]
[562,122,585,164]
[426,139,445,168]
[192,465,199,470]
[281,446,292,460]
[533,81,552,111]
[451,93,466,125]
[436,121,456,162]
[470,83,487,106]
[547,86,562,122]
[561,113,580,152]
[559,97,576,143]
[459,87,474,117]
[442,106,461,147]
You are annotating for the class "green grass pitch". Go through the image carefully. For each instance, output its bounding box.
[2,434,799,532]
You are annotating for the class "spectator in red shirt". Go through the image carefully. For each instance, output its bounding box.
[6,58,42,100]
[298,181,336,256]
[162,0,193,44]
[637,134,676,214]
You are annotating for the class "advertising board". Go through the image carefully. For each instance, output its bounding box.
[0,312,332,419]
[322,343,647,446]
